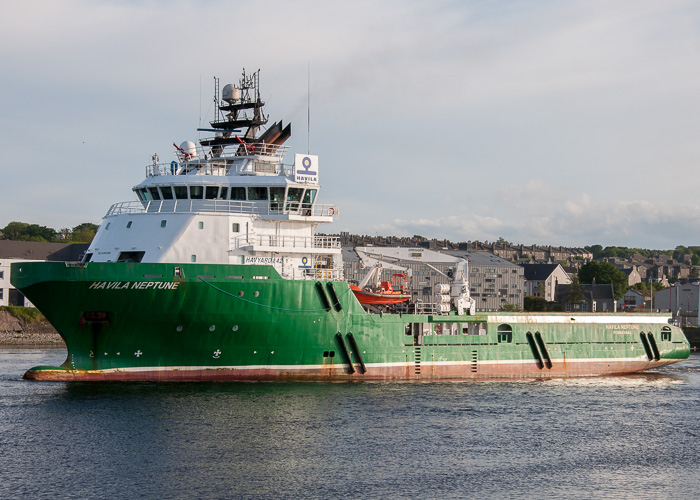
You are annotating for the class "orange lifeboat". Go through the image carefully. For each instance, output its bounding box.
[351,273,411,305]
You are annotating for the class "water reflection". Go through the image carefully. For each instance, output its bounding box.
[1,350,699,499]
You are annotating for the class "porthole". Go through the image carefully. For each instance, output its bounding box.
[254,291,259,297]
[232,325,238,332]
[176,325,183,332]
[238,291,244,297]
[209,325,215,332]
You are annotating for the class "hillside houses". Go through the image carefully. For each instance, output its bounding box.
[603,254,690,285]
[337,233,593,266]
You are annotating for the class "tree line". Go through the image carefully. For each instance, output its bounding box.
[0,221,98,243]
[585,244,700,264]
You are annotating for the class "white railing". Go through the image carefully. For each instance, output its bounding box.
[147,145,290,177]
[106,200,337,218]
[233,234,340,250]
[302,268,344,281]
[278,267,344,281]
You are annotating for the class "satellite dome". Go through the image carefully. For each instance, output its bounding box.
[222,84,240,103]
[180,141,197,159]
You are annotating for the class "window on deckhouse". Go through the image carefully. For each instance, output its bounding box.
[248,187,268,200]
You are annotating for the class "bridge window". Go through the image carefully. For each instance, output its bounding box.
[148,187,161,200]
[287,188,303,202]
[205,186,219,199]
[190,186,203,199]
[270,187,285,210]
[219,187,229,199]
[303,189,317,205]
[160,186,174,199]
[230,187,246,200]
[248,187,268,200]
[497,324,513,343]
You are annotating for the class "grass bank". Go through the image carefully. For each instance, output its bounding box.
[0,306,47,324]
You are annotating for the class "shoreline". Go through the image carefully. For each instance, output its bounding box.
[0,330,65,346]
[0,309,65,346]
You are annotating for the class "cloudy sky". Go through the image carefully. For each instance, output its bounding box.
[2,0,700,249]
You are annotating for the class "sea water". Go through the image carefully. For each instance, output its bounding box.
[1,348,699,499]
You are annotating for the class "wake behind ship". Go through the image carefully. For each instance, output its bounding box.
[12,70,690,381]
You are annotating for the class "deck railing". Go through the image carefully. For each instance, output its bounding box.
[106,200,336,218]
[147,145,290,177]
[233,234,340,250]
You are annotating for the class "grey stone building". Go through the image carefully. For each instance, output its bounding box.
[553,283,617,313]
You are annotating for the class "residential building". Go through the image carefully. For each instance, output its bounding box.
[618,289,650,311]
[554,283,617,313]
[521,263,572,302]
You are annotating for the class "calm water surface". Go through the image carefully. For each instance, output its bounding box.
[1,348,699,499]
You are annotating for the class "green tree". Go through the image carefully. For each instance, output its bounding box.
[1,221,29,239]
[25,224,57,241]
[632,281,666,293]
[71,223,98,243]
[578,261,628,301]
[524,296,547,311]
[500,303,521,312]
[673,245,689,260]
[0,221,56,241]
[565,277,586,304]
[585,244,603,259]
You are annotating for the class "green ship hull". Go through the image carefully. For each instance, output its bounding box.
[12,261,690,381]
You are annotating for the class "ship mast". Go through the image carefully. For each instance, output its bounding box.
[199,69,295,158]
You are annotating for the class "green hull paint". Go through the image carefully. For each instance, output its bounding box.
[12,261,691,381]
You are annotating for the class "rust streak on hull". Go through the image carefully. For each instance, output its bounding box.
[24,358,681,382]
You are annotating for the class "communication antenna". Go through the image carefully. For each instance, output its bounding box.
[198,75,202,139]
[306,63,311,155]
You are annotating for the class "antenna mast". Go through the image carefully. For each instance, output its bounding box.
[307,63,310,154]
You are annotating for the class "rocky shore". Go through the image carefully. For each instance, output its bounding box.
[0,310,64,346]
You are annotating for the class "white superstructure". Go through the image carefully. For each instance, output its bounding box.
[84,70,342,281]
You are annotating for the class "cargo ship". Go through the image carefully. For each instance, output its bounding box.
[12,70,690,381]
